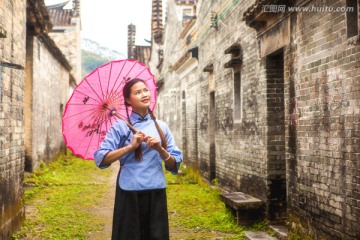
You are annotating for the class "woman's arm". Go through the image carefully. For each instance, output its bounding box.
[144,136,177,172]
[99,131,144,167]
[157,146,177,171]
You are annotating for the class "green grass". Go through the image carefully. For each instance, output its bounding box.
[12,153,111,240]
[166,166,246,239]
[12,153,270,239]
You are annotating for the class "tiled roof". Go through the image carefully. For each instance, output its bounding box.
[27,0,71,71]
[47,1,73,27]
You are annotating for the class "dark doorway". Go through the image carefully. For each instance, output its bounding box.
[266,49,287,223]
[209,91,216,182]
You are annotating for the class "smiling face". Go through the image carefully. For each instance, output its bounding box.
[125,81,151,113]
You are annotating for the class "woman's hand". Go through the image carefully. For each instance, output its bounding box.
[99,131,146,167]
[128,131,145,151]
[144,135,176,170]
[144,136,162,151]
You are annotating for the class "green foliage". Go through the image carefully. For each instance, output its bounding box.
[12,153,111,240]
[12,155,270,239]
[287,215,315,240]
[81,50,110,78]
[165,164,246,239]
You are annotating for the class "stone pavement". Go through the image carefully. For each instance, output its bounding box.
[86,162,119,240]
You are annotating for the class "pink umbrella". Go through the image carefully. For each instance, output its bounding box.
[62,59,157,160]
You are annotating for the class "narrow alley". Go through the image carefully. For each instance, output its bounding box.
[11,154,280,240]
[1,0,359,239]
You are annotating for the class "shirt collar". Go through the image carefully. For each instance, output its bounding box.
[130,111,151,122]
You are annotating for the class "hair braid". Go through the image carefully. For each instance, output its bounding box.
[148,108,167,150]
[125,105,143,161]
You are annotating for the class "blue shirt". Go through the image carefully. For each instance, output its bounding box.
[94,112,182,191]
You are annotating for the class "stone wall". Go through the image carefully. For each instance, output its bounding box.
[154,0,186,147]
[195,0,270,199]
[25,35,70,171]
[153,0,360,238]
[285,0,360,238]
[0,0,26,238]
[49,19,81,84]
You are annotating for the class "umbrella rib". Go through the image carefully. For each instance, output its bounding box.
[85,78,104,103]
[74,119,98,158]
[84,112,118,158]
[107,92,123,107]
[124,60,138,79]
[68,110,107,150]
[107,62,113,95]
[113,61,138,94]
[75,111,111,158]
[110,59,128,94]
[63,107,104,135]
[97,69,105,101]
[83,125,97,159]
[62,106,100,121]
[112,81,126,97]
[132,66,147,79]
[74,89,102,104]
[66,103,99,106]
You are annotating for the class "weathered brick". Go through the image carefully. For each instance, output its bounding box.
[0,1,26,238]
[151,0,360,238]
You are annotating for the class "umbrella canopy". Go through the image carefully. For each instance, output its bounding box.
[62,59,157,160]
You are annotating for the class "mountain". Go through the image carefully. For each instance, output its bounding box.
[81,38,126,60]
[81,38,126,78]
[81,50,110,78]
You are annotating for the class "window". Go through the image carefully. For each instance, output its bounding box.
[183,8,192,18]
[346,0,359,38]
[234,71,242,120]
[224,43,243,120]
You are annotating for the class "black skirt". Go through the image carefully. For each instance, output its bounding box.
[111,173,170,240]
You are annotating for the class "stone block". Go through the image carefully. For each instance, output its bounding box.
[220,192,264,226]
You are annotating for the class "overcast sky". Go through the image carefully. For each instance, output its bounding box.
[45,0,166,55]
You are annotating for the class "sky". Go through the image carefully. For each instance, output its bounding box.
[45,0,166,55]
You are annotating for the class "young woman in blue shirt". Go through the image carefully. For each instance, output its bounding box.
[94,78,182,239]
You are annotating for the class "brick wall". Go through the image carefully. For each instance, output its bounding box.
[0,0,26,238]
[154,0,185,149]
[25,35,69,171]
[152,0,360,238]
[285,0,360,238]
[195,0,270,196]
[49,22,81,84]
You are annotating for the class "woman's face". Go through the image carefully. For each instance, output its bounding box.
[126,81,151,111]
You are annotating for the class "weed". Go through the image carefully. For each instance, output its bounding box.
[12,155,262,239]
[12,153,111,239]
[165,164,246,239]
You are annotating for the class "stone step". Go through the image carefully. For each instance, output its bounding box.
[269,225,288,240]
[219,192,264,226]
[244,231,278,240]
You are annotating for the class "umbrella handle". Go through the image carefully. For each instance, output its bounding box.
[112,111,137,133]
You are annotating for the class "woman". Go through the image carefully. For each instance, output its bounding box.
[94,78,182,240]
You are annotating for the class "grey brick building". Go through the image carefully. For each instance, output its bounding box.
[25,0,73,172]
[0,0,27,238]
[1,0,78,238]
[150,0,360,239]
